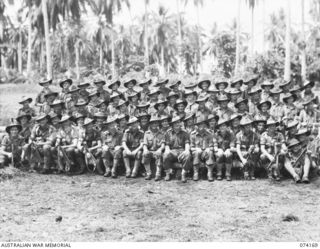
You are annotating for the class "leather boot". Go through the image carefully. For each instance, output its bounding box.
[181,169,187,183]
[193,164,199,181]
[225,163,232,181]
[123,158,131,177]
[207,165,214,182]
[144,163,152,180]
[131,160,140,178]
[155,166,162,181]
[216,163,223,180]
[111,159,119,178]
[249,167,256,180]
[164,170,171,181]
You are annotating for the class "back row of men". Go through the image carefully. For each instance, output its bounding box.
[1,75,319,183]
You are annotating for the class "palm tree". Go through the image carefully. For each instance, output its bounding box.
[235,0,241,75]
[193,0,203,73]
[42,0,52,78]
[246,0,258,57]
[284,0,291,81]
[176,0,182,74]
[144,0,149,68]
[300,0,306,81]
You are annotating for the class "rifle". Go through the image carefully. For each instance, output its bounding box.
[58,145,72,173]
[83,143,97,173]
[266,142,282,170]
[292,148,307,169]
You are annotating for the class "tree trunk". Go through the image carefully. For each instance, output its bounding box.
[144,0,149,68]
[301,0,306,81]
[177,0,182,74]
[262,0,265,52]
[235,0,241,75]
[161,46,165,76]
[196,3,202,73]
[99,31,103,70]
[111,30,115,77]
[42,0,52,79]
[18,27,22,73]
[284,0,291,81]
[250,6,254,57]
[27,7,32,76]
[75,41,80,80]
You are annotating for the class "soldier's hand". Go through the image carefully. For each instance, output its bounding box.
[268,155,275,162]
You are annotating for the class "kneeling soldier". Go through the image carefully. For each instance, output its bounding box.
[163,116,192,183]
[101,116,123,178]
[190,116,215,181]
[122,117,144,178]
[214,118,236,181]
[142,116,165,181]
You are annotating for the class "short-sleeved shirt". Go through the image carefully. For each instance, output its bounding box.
[18,107,36,117]
[1,135,25,152]
[165,129,190,150]
[236,130,260,150]
[143,129,165,151]
[122,128,144,150]
[102,129,123,150]
[216,107,234,120]
[270,102,285,122]
[185,102,198,114]
[214,130,235,150]
[20,126,32,143]
[57,126,78,145]
[284,104,299,120]
[35,88,52,106]
[190,129,214,149]
[30,124,56,145]
[82,129,101,147]
[97,88,110,102]
[260,131,285,152]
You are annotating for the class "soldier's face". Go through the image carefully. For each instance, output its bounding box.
[286,97,294,104]
[150,94,157,101]
[113,97,120,105]
[96,83,104,89]
[127,83,134,89]
[219,101,228,108]
[243,124,252,132]
[112,84,118,90]
[85,123,94,131]
[232,118,240,127]
[62,82,70,89]
[177,104,185,112]
[9,127,19,137]
[218,84,226,90]
[150,122,159,130]
[209,119,216,128]
[120,105,126,112]
[253,93,260,101]
[107,122,116,130]
[238,103,247,112]
[19,117,28,126]
[140,117,149,126]
[201,82,209,90]
[230,94,238,101]
[248,81,255,88]
[198,101,205,107]
[22,101,29,108]
[198,123,206,131]
[47,96,55,103]
[173,122,181,131]
[43,83,50,89]
[161,120,169,128]
[292,144,301,153]
[168,97,176,105]
[186,94,193,102]
[131,122,139,130]
[131,96,138,103]
[52,118,60,126]
[268,124,276,133]
[119,119,127,127]
[39,119,48,127]
[100,103,107,109]
[261,103,269,112]
[264,86,271,92]
[96,118,104,126]
[219,124,227,133]
[288,126,298,134]
[272,94,280,102]
[186,119,194,127]
[256,122,265,132]
[297,134,308,143]
[62,121,70,128]
[53,105,62,111]
[304,86,312,93]
[307,102,314,110]
[234,83,241,89]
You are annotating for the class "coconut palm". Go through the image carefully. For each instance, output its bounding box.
[300,0,306,81]
[235,0,241,75]
[246,0,258,57]
[284,0,291,81]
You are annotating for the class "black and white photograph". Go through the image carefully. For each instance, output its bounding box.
[0,0,320,245]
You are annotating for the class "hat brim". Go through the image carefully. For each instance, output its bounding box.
[16,114,32,122]
[257,101,271,110]
[231,80,243,87]
[78,83,90,88]
[108,81,121,89]
[283,94,297,103]
[59,79,73,88]
[19,98,32,104]
[215,82,228,89]
[35,115,50,122]
[155,102,168,110]
[261,84,274,89]
[94,81,106,86]
[174,101,187,110]
[217,120,230,127]
[117,115,129,122]
[124,79,137,88]
[296,130,311,137]
[6,124,22,133]
[198,80,211,89]
[44,93,58,99]
[39,80,52,86]
[288,141,301,149]
[235,99,248,108]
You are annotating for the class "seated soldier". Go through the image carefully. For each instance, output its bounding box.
[65,86,80,115]
[143,117,165,180]
[25,114,56,174]
[163,116,192,183]
[257,99,271,120]
[166,91,179,117]
[101,116,123,178]
[74,99,90,117]
[236,116,260,180]
[214,118,236,181]
[122,117,144,178]
[117,114,129,133]
[136,101,150,116]
[0,120,25,168]
[154,99,170,118]
[195,96,211,120]
[173,99,187,120]
[184,113,196,134]
[35,79,52,113]
[108,92,122,117]
[260,117,287,181]
[138,78,152,102]
[284,138,311,184]
[207,114,219,133]
[138,112,150,132]
[42,91,59,115]
[190,116,215,181]
[58,78,73,102]
[159,115,171,133]
[16,112,32,143]
[50,99,66,117]
[229,113,242,136]
[17,96,36,118]
[87,90,101,115]
[93,112,107,132]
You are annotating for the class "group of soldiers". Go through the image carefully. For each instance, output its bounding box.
[1,74,319,184]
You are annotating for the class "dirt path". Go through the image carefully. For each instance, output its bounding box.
[1,172,320,242]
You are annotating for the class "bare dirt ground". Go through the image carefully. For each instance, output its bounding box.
[1,170,320,242]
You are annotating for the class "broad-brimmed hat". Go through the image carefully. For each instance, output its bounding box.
[184,113,195,122]
[254,114,267,124]
[127,91,140,100]
[93,80,106,86]
[18,96,32,104]
[127,116,139,125]
[149,116,159,124]
[170,116,182,125]
[302,97,316,106]
[197,78,211,89]
[235,97,248,108]
[195,116,208,125]
[83,117,95,126]
[149,88,160,96]
[59,114,73,124]
[105,116,118,125]
[266,117,279,126]
[95,99,109,107]
[167,91,179,100]
[243,74,259,85]
[35,113,50,122]
[174,99,187,110]
[229,113,242,122]
[270,86,282,95]
[215,81,228,89]
[44,91,58,99]
[227,88,242,95]
[286,120,299,130]
[155,78,169,87]
[230,78,243,87]
[290,86,303,95]
[139,78,152,87]
[282,93,297,103]
[261,81,274,89]
[196,95,209,103]
[88,90,100,98]
[110,92,121,101]
[117,113,129,122]
[159,115,172,123]
[287,138,301,149]
[137,101,150,109]
[39,79,52,86]
[124,79,137,88]
[302,81,315,90]
[75,99,88,106]
[208,86,220,94]
[154,99,168,110]
[117,99,129,108]
[184,81,198,90]
[295,128,311,137]
[68,85,80,94]
[16,112,32,122]
[78,82,90,88]
[217,94,230,102]
[257,99,272,111]
[94,112,107,119]
[279,80,291,89]
[108,79,121,89]
[73,112,85,121]
[50,99,65,108]
[138,112,151,120]
[184,89,197,97]
[5,119,22,133]
[48,112,61,121]
[240,116,253,126]
[207,114,219,122]
[217,117,230,127]
[59,78,73,88]
[248,86,262,95]
[169,80,181,89]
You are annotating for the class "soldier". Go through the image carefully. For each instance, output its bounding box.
[49,112,61,130]
[87,90,101,115]
[18,96,36,117]
[95,99,109,114]
[108,92,122,117]
[185,90,198,114]
[35,79,52,113]
[207,114,219,133]
[77,82,90,102]
[279,80,291,102]
[93,112,107,132]
[163,116,192,183]
[16,112,32,143]
[127,92,140,116]
[50,99,66,117]
[173,99,187,120]
[230,113,242,136]
[269,86,285,122]
[184,81,198,91]
[169,80,184,99]
[73,112,86,140]
[257,99,272,120]
[302,81,317,102]
[216,95,234,120]
[56,115,83,174]
[27,114,56,174]
[195,96,211,119]
[236,116,260,180]
[243,74,259,99]
[138,112,150,132]
[235,97,249,116]
[73,98,89,117]
[184,113,196,134]
[136,101,150,116]
[142,116,165,180]
[122,117,144,178]
[206,87,219,110]
[94,80,110,102]
[117,114,129,133]
[0,120,25,168]
[260,81,274,100]
[108,79,123,99]
[299,97,320,131]
[155,78,171,99]
[214,118,236,181]
[42,91,59,115]
[290,85,304,113]
[123,79,138,101]
[230,78,244,93]
[286,120,299,141]
[227,88,242,113]
[197,77,211,99]
[65,86,80,115]
[154,98,170,118]
[58,78,73,102]
[148,88,160,116]
[248,86,262,117]
[254,113,267,136]
[160,115,172,133]
[284,138,311,183]
[260,117,287,181]
[190,116,215,181]
[283,93,299,121]
[101,116,123,178]
[166,91,179,117]
[215,80,228,96]
[139,78,152,102]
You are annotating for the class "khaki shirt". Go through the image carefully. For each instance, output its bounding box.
[190,129,214,149]
[143,129,165,151]
[102,130,123,150]
[122,128,144,150]
[165,129,190,149]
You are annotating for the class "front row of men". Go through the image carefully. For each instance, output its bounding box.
[0,111,318,184]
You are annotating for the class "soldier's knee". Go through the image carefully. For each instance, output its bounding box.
[136,150,142,160]
[114,149,122,159]
[123,150,129,158]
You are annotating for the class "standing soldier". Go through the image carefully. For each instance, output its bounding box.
[195,96,211,119]
[94,80,110,102]
[254,113,267,136]
[269,86,285,122]
[216,95,234,120]
[184,90,198,114]
[299,97,320,130]
[260,117,287,181]
[95,99,109,115]
[35,79,52,113]
[197,76,211,99]
[260,81,274,100]
[93,112,107,132]
[122,117,144,178]
[283,93,299,122]
[139,78,152,102]
[49,112,61,130]
[101,116,123,178]
[42,91,59,115]
[123,79,138,101]
[0,120,25,168]
[190,116,215,181]
[248,86,262,117]
[77,82,90,102]
[58,78,73,102]
[142,116,165,180]
[169,80,184,99]
[163,116,192,183]
[155,78,171,99]
[65,86,80,115]
[236,116,260,180]
[214,118,236,181]
[17,96,36,117]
